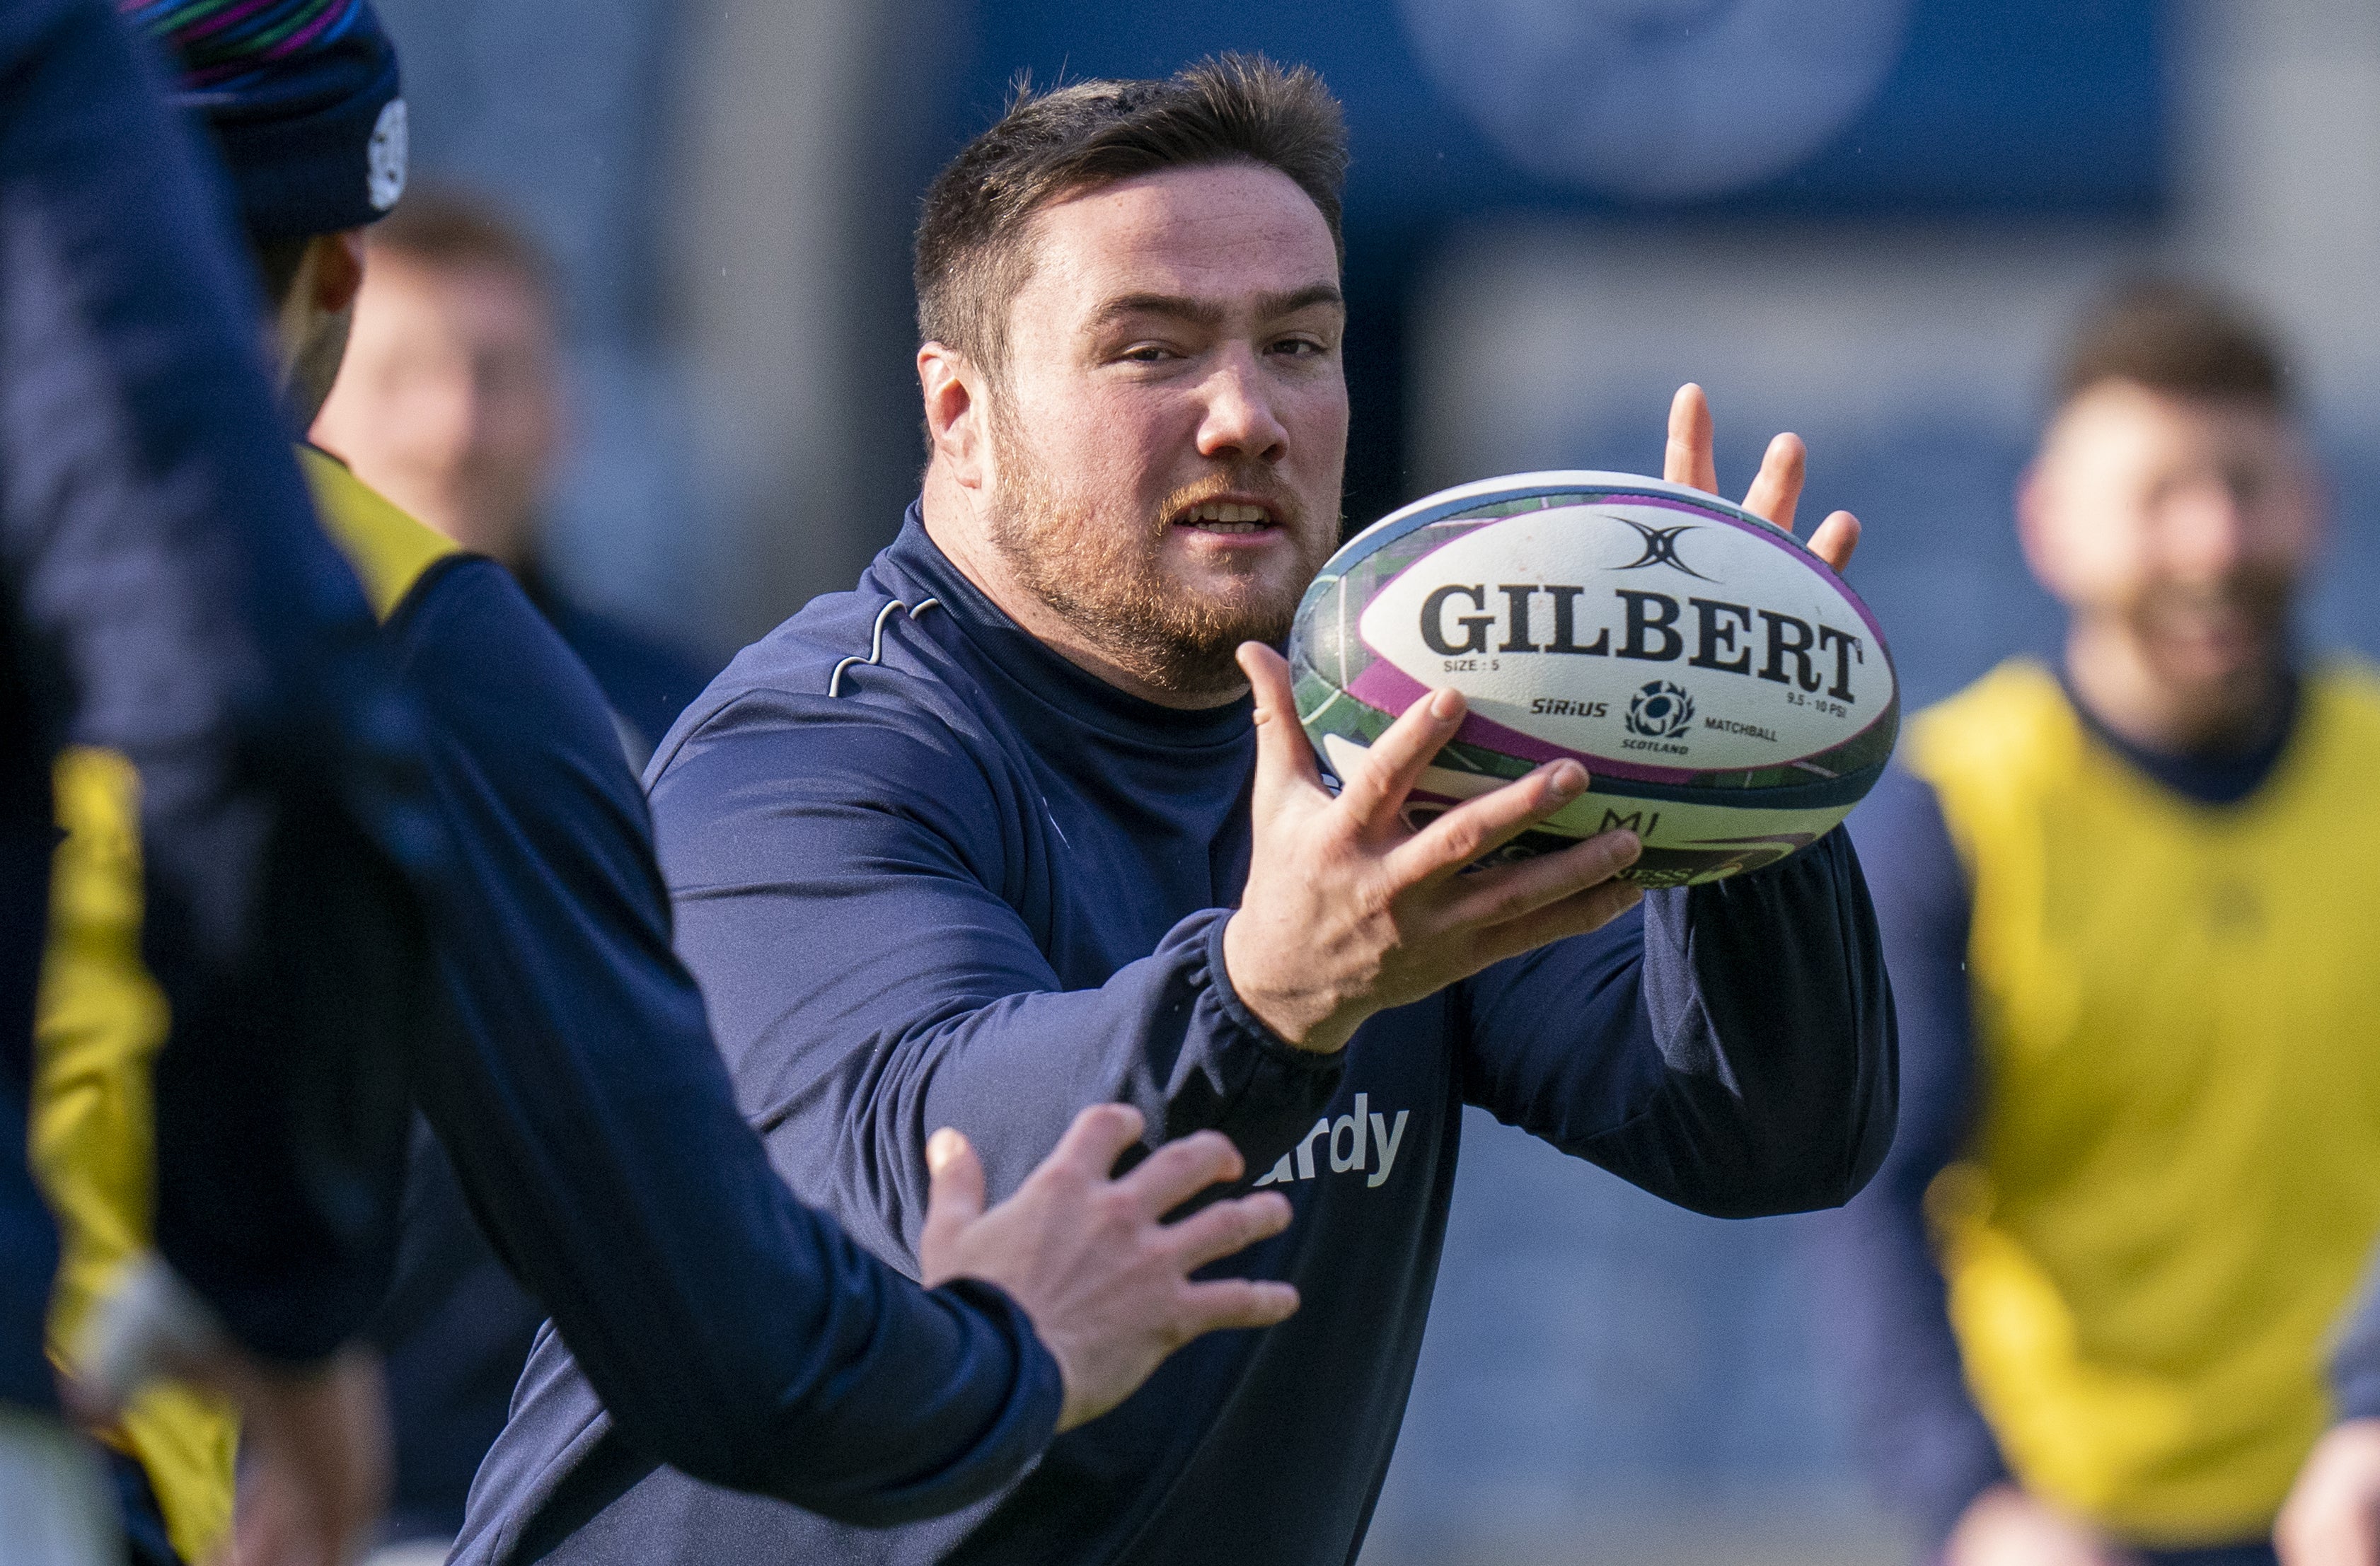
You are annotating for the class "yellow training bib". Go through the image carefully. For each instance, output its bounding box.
[30,451,455,1562]
[1912,658,2380,1545]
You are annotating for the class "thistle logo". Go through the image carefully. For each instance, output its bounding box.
[1627,679,1696,738]
[1608,514,1715,581]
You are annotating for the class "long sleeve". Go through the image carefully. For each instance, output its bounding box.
[0,0,432,1369]
[1804,767,2009,1546]
[390,559,1059,1519]
[1456,825,1897,1218]
[647,685,1344,1263]
[2331,1253,2380,1424]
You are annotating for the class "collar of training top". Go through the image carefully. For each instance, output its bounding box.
[887,500,1258,755]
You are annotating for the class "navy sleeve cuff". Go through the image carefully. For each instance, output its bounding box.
[1915,1444,2012,1553]
[2331,1262,2380,1424]
[1188,909,1346,1174]
[1198,909,1339,1073]
[2340,1372,2380,1425]
[857,1277,1062,1521]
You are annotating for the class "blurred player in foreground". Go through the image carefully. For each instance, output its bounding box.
[37,4,1303,1560]
[458,56,1896,1566]
[1816,280,2380,1566]
[315,188,720,762]
[4,2,441,1560]
[313,186,709,1552]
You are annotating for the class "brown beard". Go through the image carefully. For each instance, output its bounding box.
[984,408,1335,700]
[2135,572,2294,729]
[2130,569,2293,652]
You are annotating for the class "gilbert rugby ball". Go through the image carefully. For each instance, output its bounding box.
[1289,471,1897,887]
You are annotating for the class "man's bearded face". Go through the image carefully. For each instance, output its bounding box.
[2028,381,2318,706]
[986,399,1336,695]
[974,163,1350,702]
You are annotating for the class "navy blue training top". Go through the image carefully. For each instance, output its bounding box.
[1,0,434,1407]
[369,564,721,1541]
[2331,1263,2380,1427]
[374,550,1062,1533]
[457,507,1898,1566]
[373,1123,547,1545]
[1808,678,2300,1550]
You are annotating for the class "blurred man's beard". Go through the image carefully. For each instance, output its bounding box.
[2131,569,2294,675]
[2122,567,2298,742]
[984,415,1334,699]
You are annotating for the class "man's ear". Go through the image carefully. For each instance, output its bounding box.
[311,229,369,316]
[919,341,988,492]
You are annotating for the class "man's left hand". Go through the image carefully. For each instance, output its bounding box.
[1663,383,1861,572]
[2277,1417,2380,1566]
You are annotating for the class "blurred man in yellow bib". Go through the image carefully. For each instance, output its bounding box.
[1818,280,2380,1566]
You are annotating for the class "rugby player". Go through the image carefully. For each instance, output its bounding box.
[315,189,722,762]
[42,6,1304,1560]
[459,57,1897,1565]
[1815,280,2380,1566]
[3,2,437,1560]
[312,189,717,1549]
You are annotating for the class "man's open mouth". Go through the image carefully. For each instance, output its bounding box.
[1173,499,1280,535]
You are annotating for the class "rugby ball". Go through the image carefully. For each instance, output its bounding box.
[1288,471,1897,887]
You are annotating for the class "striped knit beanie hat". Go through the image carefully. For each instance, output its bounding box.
[122,0,406,239]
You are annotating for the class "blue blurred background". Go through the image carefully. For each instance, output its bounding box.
[364,1,2380,1558]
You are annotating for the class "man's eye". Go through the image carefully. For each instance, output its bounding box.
[1271,337,1325,357]
[1120,344,1175,363]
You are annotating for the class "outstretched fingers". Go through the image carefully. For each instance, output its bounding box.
[1331,685,1468,832]
[1665,383,1718,494]
[1740,431,1806,533]
[1040,1102,1148,1185]
[1808,509,1861,572]
[1472,877,1647,968]
[1174,1276,1300,1337]
[1740,433,1860,571]
[1240,643,1324,815]
[1117,1128,1246,1219]
[1382,760,1588,887]
[1440,828,1641,929]
[1164,1189,1294,1274]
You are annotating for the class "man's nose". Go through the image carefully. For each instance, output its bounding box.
[1194,347,1289,463]
[2164,478,2251,576]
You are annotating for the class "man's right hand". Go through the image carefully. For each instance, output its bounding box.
[70,1255,390,1566]
[1946,1484,2141,1566]
[917,1103,1298,1432]
[1222,642,1644,1055]
[2276,1417,2380,1565]
[205,1347,390,1566]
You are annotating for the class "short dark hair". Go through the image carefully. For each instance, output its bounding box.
[368,186,558,308]
[2057,277,2289,411]
[915,53,1349,376]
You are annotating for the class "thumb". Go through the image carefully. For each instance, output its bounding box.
[1237,642,1321,815]
[918,1127,987,1286]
